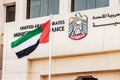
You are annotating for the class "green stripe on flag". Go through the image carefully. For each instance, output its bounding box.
[11,27,42,48]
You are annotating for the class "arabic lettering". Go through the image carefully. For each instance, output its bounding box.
[93,22,120,27]
[93,13,120,19]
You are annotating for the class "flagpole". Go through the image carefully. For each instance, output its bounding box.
[48,14,53,80]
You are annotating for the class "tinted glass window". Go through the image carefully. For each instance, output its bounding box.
[96,0,109,8]
[6,5,15,22]
[72,0,109,12]
[74,0,86,11]
[27,0,59,19]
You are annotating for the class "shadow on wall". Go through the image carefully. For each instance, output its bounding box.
[75,76,98,80]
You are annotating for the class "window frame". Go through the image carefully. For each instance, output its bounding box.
[6,4,16,22]
[71,0,109,12]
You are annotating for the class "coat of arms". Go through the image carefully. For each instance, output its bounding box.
[68,12,88,40]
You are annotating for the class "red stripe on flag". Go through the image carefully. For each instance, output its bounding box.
[39,20,50,43]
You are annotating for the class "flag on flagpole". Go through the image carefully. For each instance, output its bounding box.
[11,20,50,58]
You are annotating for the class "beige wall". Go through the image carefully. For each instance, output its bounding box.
[0,0,4,80]
[1,0,120,80]
[41,71,120,80]
[29,51,120,80]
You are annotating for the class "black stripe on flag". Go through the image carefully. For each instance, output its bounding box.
[16,40,39,58]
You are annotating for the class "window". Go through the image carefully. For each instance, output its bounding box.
[6,5,16,22]
[27,0,59,19]
[71,0,109,12]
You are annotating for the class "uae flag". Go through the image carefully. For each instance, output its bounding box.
[11,20,50,58]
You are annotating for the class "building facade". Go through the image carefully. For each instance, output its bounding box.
[0,0,4,80]
[0,0,120,80]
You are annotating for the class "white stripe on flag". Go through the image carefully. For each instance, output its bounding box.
[13,34,41,53]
